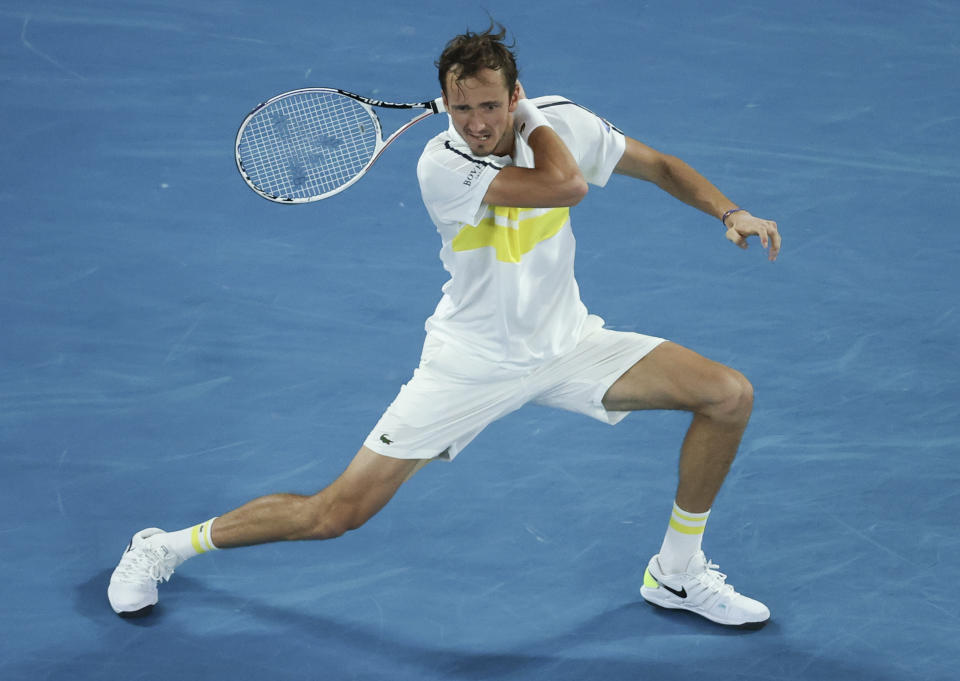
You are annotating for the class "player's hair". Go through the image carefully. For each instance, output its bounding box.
[436,22,518,95]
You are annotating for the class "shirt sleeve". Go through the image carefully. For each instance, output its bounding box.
[417,138,504,226]
[540,99,626,188]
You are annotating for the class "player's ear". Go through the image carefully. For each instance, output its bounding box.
[508,81,521,111]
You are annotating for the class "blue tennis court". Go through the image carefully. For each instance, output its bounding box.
[1,1,957,679]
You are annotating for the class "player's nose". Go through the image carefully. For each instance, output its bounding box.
[464,110,485,131]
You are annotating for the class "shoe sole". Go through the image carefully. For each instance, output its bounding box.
[117,604,156,619]
[641,571,770,630]
[642,594,770,630]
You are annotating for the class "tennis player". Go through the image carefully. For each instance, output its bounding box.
[109,24,780,628]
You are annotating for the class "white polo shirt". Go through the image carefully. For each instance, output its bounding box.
[416,96,626,369]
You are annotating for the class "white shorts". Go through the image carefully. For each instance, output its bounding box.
[363,315,666,460]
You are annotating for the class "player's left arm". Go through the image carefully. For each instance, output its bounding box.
[614,136,781,261]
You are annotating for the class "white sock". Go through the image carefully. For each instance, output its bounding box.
[158,517,220,561]
[657,503,710,574]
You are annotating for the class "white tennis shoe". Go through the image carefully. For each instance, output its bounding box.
[107,528,183,616]
[640,551,770,628]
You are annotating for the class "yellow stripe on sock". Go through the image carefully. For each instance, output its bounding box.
[669,517,707,535]
[672,507,710,524]
[191,523,209,554]
[202,521,216,551]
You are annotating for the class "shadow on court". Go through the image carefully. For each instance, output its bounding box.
[61,570,904,681]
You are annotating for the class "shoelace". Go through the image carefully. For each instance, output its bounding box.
[116,544,178,585]
[695,558,735,598]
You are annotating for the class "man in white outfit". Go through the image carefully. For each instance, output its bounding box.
[109,24,781,629]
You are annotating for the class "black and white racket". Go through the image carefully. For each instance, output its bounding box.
[235,88,445,203]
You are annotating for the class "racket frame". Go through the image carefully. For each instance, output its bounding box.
[235,87,445,203]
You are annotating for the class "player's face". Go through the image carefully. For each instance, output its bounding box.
[443,67,519,157]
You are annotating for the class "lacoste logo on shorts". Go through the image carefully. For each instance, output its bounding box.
[379,434,393,445]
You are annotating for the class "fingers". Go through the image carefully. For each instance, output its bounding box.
[726,228,742,247]
[725,227,749,250]
[760,219,780,261]
[767,222,782,261]
[726,217,781,261]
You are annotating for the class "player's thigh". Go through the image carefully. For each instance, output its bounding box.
[601,341,750,413]
[327,446,426,519]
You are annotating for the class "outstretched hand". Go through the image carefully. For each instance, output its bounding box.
[724,211,781,261]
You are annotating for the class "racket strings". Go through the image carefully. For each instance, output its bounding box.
[238,92,379,200]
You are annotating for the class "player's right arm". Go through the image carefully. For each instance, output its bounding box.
[482,91,588,209]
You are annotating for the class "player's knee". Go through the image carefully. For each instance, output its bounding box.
[299,493,372,540]
[705,368,753,423]
[308,514,349,540]
[313,507,370,540]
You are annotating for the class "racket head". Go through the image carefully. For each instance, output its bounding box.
[235,88,383,203]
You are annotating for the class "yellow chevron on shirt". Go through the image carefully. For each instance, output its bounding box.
[451,206,569,263]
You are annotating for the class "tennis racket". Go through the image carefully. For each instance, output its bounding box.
[235,88,445,203]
